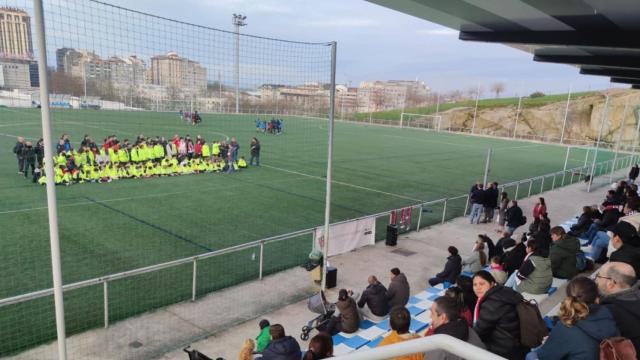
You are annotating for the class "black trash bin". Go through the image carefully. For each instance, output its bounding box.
[386,224,398,246]
[325,266,337,289]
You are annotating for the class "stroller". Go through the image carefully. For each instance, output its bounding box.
[300,291,335,341]
[183,346,218,360]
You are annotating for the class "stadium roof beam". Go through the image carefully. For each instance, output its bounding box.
[459,31,640,49]
[610,77,640,85]
[533,55,640,70]
[580,67,640,79]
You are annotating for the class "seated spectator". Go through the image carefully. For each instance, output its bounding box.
[505,200,525,235]
[326,289,359,335]
[568,206,593,238]
[493,231,512,258]
[387,267,410,310]
[429,246,462,287]
[532,221,551,254]
[583,206,623,246]
[239,339,255,360]
[462,241,487,273]
[488,256,507,285]
[255,319,271,353]
[472,271,527,360]
[502,237,527,276]
[423,297,486,360]
[526,277,619,360]
[302,333,333,360]
[456,276,477,314]
[357,275,388,321]
[444,286,473,326]
[608,221,640,278]
[508,239,552,295]
[549,226,580,279]
[377,307,423,360]
[260,324,301,360]
[597,262,640,353]
[478,234,497,260]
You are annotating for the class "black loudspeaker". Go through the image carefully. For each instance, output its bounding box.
[325,267,337,289]
[386,224,398,246]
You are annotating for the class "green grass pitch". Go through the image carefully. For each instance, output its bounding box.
[0,107,615,355]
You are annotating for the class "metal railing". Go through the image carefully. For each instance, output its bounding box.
[0,154,634,340]
[332,334,505,360]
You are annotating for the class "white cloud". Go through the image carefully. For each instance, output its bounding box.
[416,28,458,36]
[306,18,375,28]
[196,0,293,14]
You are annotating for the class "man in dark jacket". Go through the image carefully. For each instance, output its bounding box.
[357,275,388,320]
[501,238,527,276]
[424,297,486,360]
[629,164,640,184]
[505,200,524,234]
[260,324,301,360]
[568,206,593,237]
[12,136,26,174]
[429,246,462,286]
[22,141,36,179]
[549,226,580,279]
[608,221,640,278]
[387,268,409,310]
[597,261,640,354]
[469,183,485,224]
[483,182,499,223]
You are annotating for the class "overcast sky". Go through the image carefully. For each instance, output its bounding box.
[81,0,614,96]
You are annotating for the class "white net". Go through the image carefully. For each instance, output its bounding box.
[401,112,442,131]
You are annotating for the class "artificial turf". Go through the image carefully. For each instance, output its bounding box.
[0,107,618,355]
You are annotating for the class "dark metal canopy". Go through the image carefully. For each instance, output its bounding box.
[367,0,640,89]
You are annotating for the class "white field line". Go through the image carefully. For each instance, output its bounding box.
[262,164,425,203]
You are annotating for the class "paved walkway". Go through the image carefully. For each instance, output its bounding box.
[8,170,624,360]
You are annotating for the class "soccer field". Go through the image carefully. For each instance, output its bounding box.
[0,107,617,355]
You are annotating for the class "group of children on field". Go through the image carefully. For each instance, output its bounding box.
[13,132,249,186]
[256,117,284,134]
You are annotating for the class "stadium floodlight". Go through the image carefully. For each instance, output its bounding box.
[233,14,247,114]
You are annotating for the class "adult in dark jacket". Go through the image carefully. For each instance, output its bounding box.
[483,182,499,223]
[529,277,619,360]
[608,221,640,278]
[532,221,552,255]
[249,137,261,166]
[469,184,485,224]
[325,289,359,335]
[501,238,527,276]
[471,271,527,360]
[568,206,593,237]
[261,324,301,360]
[596,262,640,354]
[505,200,524,234]
[357,275,388,319]
[22,141,36,178]
[629,164,640,183]
[429,246,462,286]
[549,226,579,279]
[12,136,26,174]
[387,268,410,310]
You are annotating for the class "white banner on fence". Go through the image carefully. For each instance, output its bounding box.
[315,217,376,257]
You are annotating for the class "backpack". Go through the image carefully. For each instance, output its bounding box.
[600,337,636,360]
[576,251,588,272]
[516,299,549,348]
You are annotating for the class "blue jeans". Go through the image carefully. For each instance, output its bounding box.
[504,271,519,290]
[470,203,483,224]
[249,153,260,166]
[583,223,600,243]
[526,350,539,360]
[589,231,610,260]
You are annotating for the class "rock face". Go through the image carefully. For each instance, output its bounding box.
[438,89,640,147]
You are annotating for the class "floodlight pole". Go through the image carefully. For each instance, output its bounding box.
[233,14,247,114]
[471,84,480,134]
[610,99,629,182]
[560,85,572,144]
[588,95,609,192]
[562,146,571,185]
[513,96,522,139]
[321,41,337,291]
[34,1,67,359]
[482,148,492,186]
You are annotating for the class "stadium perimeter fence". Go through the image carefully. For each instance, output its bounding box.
[0,148,635,358]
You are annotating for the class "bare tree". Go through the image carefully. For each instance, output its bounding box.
[491,82,506,98]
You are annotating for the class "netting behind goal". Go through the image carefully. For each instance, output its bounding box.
[401,112,443,131]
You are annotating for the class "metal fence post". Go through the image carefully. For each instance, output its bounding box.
[417,204,423,231]
[571,171,575,184]
[463,195,470,216]
[552,173,556,190]
[441,199,447,224]
[103,281,109,328]
[540,177,545,193]
[191,259,197,301]
[259,242,264,280]
[527,179,533,197]
[515,183,520,200]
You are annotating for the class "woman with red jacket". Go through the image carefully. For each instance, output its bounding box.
[532,197,547,219]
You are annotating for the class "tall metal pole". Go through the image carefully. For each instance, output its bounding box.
[610,100,629,182]
[562,146,571,185]
[321,42,337,291]
[482,148,492,186]
[513,96,522,138]
[560,85,572,143]
[588,95,609,192]
[34,1,67,359]
[471,84,479,134]
[232,14,246,114]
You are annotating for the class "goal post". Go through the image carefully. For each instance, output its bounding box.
[400,112,443,132]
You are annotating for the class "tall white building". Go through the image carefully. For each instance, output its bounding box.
[0,7,33,60]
